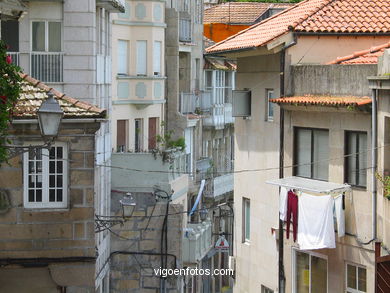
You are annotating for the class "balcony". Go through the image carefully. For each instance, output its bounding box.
[182,220,213,264]
[179,18,192,43]
[111,149,188,199]
[30,52,64,83]
[97,0,125,12]
[204,174,234,199]
[196,157,211,182]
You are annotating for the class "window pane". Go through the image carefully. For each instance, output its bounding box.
[57,175,63,187]
[48,22,61,52]
[205,71,213,88]
[117,40,128,74]
[50,175,56,187]
[311,256,327,293]
[56,147,63,159]
[153,41,161,75]
[29,190,35,202]
[358,133,367,186]
[267,90,274,120]
[57,161,63,173]
[49,147,56,159]
[347,133,357,185]
[49,189,55,202]
[296,251,310,293]
[36,189,42,202]
[50,161,55,173]
[358,267,366,292]
[245,199,250,240]
[312,130,329,180]
[296,129,311,178]
[136,41,147,75]
[57,189,63,202]
[32,22,45,51]
[347,264,357,289]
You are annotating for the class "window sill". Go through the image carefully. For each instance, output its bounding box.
[23,207,70,212]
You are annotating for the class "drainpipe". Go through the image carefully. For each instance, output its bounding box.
[372,89,378,241]
[278,48,286,293]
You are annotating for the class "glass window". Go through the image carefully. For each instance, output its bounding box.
[267,89,274,121]
[294,250,327,293]
[345,132,367,187]
[23,143,67,208]
[32,21,45,51]
[117,40,128,75]
[261,285,274,293]
[294,128,329,181]
[134,118,143,152]
[346,263,366,292]
[136,40,147,76]
[243,198,250,242]
[48,22,61,52]
[153,41,162,75]
[32,21,61,52]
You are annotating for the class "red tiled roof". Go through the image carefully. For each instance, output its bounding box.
[270,95,372,107]
[204,2,292,24]
[207,0,390,54]
[327,41,390,64]
[13,73,106,119]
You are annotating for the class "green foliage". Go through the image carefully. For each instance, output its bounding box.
[156,121,186,151]
[0,40,22,164]
[376,172,390,199]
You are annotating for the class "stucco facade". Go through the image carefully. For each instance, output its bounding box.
[230,35,389,293]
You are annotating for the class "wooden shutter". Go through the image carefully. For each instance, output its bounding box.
[117,120,127,151]
[148,117,158,150]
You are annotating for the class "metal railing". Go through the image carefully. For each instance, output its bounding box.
[7,52,19,66]
[30,52,64,83]
[179,18,192,42]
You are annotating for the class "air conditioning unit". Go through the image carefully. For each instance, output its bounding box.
[228,256,235,272]
[232,90,251,117]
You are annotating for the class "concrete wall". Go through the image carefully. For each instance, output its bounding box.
[288,64,377,97]
[233,53,281,292]
[0,122,100,292]
[110,192,183,293]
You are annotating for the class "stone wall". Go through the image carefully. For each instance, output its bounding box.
[0,122,100,292]
[110,191,183,292]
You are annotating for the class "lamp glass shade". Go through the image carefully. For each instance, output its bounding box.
[120,196,136,217]
[37,93,64,137]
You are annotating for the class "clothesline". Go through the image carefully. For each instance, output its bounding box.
[266,176,351,195]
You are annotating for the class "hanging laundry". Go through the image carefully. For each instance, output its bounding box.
[279,187,288,221]
[286,190,298,242]
[298,193,335,250]
[334,194,345,237]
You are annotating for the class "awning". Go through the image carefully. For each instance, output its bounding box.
[266,176,351,194]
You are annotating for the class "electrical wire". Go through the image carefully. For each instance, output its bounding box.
[38,143,390,177]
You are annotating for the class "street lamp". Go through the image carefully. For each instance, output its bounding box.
[5,92,64,158]
[120,193,137,218]
[37,92,63,140]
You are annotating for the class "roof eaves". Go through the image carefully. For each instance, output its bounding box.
[206,0,330,54]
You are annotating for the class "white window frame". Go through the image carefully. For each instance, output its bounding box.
[136,40,147,76]
[31,20,62,52]
[266,89,274,121]
[153,41,162,76]
[292,248,328,293]
[243,197,250,243]
[23,142,68,209]
[117,39,129,75]
[346,263,367,293]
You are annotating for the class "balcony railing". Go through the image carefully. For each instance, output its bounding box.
[182,220,213,264]
[7,52,19,66]
[179,18,192,42]
[179,91,213,115]
[30,52,64,83]
[204,174,234,199]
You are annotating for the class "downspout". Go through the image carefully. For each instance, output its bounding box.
[278,48,286,293]
[372,89,378,241]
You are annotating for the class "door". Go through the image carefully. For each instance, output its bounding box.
[116,120,127,152]
[148,117,158,150]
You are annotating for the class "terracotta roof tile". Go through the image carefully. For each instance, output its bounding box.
[270,95,372,107]
[207,0,390,54]
[204,2,293,24]
[327,41,390,64]
[12,73,106,119]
